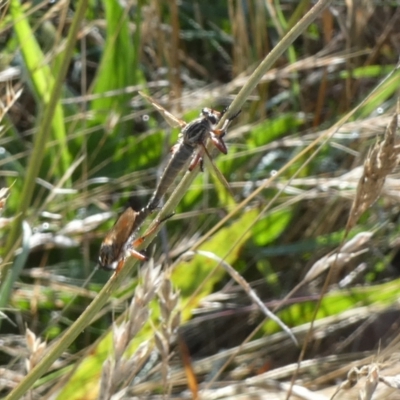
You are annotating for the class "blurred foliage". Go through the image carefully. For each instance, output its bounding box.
[2,0,400,398]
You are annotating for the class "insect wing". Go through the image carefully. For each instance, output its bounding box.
[99,208,137,268]
[139,91,186,129]
[202,144,235,200]
[109,208,136,244]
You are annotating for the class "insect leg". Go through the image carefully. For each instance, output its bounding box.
[209,109,241,154]
[103,247,148,273]
[228,109,242,121]
[113,231,157,273]
[209,133,228,154]
[113,213,174,274]
[112,235,154,274]
[189,150,204,171]
[214,108,242,135]
[127,248,149,261]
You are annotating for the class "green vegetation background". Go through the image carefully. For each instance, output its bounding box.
[2,0,400,398]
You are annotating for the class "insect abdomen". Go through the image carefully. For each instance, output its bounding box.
[147,143,194,210]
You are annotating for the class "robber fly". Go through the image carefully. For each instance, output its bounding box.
[139,91,241,211]
[99,206,170,272]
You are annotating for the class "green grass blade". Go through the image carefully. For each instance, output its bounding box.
[9,0,71,177]
[91,0,138,134]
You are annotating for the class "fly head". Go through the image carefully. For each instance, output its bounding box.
[201,108,221,126]
[99,240,120,270]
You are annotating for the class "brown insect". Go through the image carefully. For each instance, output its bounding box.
[139,91,241,211]
[99,207,168,272]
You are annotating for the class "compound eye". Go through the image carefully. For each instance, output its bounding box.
[202,108,219,124]
[201,108,211,117]
[208,114,218,124]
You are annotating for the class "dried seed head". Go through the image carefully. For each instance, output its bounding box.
[25,328,47,372]
[171,311,181,333]
[25,328,37,353]
[113,322,129,362]
[154,331,168,358]
[360,365,379,400]
[128,308,150,339]
[99,359,113,400]
[347,113,400,230]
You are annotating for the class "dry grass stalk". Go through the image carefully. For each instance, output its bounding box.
[304,232,373,283]
[346,112,400,231]
[0,82,22,125]
[273,232,373,314]
[185,250,298,345]
[25,328,47,373]
[98,262,164,400]
[155,278,181,396]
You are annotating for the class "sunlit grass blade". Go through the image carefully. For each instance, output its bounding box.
[9,0,70,178]
[91,0,139,134]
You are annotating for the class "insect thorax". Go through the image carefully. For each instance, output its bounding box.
[182,118,212,147]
